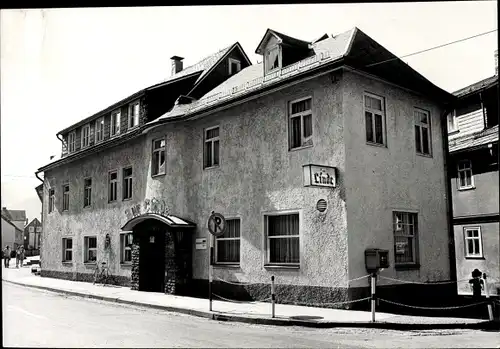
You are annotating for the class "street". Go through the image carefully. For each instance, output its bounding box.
[2,282,499,348]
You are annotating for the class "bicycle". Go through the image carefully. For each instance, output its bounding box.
[93,261,117,286]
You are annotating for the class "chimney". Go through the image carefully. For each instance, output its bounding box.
[170,56,184,75]
[495,49,498,76]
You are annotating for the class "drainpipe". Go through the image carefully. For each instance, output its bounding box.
[56,134,65,157]
[479,92,487,129]
[441,106,457,282]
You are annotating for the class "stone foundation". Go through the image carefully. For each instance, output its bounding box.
[40,269,131,287]
[164,231,177,294]
[130,243,140,291]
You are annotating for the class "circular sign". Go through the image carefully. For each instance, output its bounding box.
[208,212,227,237]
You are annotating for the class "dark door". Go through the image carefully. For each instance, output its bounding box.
[136,221,166,292]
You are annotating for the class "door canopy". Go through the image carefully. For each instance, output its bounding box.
[121,213,196,231]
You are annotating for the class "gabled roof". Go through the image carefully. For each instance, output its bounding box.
[1,208,26,222]
[453,75,498,98]
[25,218,41,228]
[148,27,453,127]
[255,29,311,55]
[1,213,23,233]
[449,125,499,153]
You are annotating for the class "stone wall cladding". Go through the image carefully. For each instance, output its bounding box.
[164,231,177,294]
[41,269,131,286]
[131,243,140,290]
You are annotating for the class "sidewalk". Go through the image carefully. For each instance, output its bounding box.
[2,266,497,330]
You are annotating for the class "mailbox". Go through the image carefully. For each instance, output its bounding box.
[365,248,389,272]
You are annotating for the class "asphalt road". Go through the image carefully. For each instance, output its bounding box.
[2,282,499,348]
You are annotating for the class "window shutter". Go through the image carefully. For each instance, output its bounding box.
[89,123,95,146]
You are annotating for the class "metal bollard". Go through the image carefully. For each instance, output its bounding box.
[371,272,377,323]
[483,273,494,321]
[271,275,276,318]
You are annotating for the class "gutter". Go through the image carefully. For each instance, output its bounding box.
[441,107,457,282]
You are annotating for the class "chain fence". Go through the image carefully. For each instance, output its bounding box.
[379,298,489,311]
[377,276,473,285]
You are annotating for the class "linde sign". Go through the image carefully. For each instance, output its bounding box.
[303,164,337,188]
[124,197,170,221]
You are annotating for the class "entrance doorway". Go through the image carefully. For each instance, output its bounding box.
[134,220,166,292]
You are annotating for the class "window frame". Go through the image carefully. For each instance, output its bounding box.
[83,177,92,208]
[95,117,105,143]
[122,166,133,200]
[108,170,118,203]
[151,137,166,177]
[393,211,419,267]
[62,184,70,212]
[62,237,73,262]
[83,236,97,264]
[120,232,133,264]
[111,109,121,137]
[228,57,241,75]
[364,92,387,147]
[215,217,241,265]
[68,131,76,153]
[414,107,432,156]
[263,211,301,267]
[288,96,314,150]
[203,126,220,169]
[457,159,475,190]
[264,45,282,74]
[128,101,140,130]
[447,109,458,133]
[463,226,483,259]
[48,188,55,213]
[81,124,91,149]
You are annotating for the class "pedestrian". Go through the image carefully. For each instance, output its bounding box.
[18,246,25,267]
[469,268,484,301]
[15,246,20,268]
[3,246,11,268]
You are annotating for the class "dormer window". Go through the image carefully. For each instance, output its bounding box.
[128,101,140,129]
[81,124,90,149]
[111,109,121,137]
[265,45,281,74]
[228,58,241,75]
[68,131,76,153]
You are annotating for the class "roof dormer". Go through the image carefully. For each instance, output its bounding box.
[255,29,313,76]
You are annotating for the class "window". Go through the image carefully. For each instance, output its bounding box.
[84,236,97,263]
[48,188,55,213]
[457,159,474,189]
[152,138,166,176]
[120,232,133,264]
[128,102,140,129]
[111,110,121,137]
[123,167,133,200]
[62,184,69,211]
[68,131,76,153]
[215,218,241,264]
[228,58,241,75]
[265,46,281,74]
[265,213,300,265]
[204,127,220,168]
[81,124,90,148]
[108,171,118,202]
[62,238,73,262]
[289,97,313,149]
[83,178,92,207]
[364,94,386,145]
[95,117,104,143]
[393,212,419,265]
[464,227,483,258]
[415,108,432,155]
[447,110,458,133]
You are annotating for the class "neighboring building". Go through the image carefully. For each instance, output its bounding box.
[447,51,499,296]
[2,213,24,251]
[2,207,27,231]
[36,27,455,306]
[24,218,42,256]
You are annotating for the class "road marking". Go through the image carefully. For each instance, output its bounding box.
[7,305,48,320]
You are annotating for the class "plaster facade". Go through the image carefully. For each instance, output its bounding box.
[40,68,452,304]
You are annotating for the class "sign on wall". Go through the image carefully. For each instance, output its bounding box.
[124,197,170,221]
[207,212,227,237]
[29,227,34,233]
[196,238,207,250]
[395,242,407,254]
[303,164,337,188]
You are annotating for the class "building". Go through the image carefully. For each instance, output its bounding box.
[2,213,24,251]
[36,27,456,306]
[2,207,27,231]
[447,51,499,297]
[24,218,42,256]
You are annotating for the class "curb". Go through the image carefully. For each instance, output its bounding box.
[4,279,498,331]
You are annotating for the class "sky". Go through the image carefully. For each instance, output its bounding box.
[0,3,498,222]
